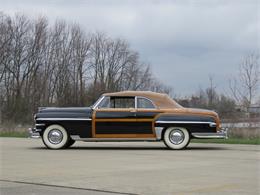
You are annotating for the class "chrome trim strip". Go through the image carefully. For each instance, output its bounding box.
[156,121,216,125]
[37,118,92,121]
[35,123,45,126]
[71,135,157,141]
[209,123,217,127]
[192,128,228,139]
[155,127,164,140]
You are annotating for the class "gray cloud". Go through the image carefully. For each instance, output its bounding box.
[1,0,258,95]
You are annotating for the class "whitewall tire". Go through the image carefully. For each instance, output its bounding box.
[163,127,190,150]
[42,124,69,149]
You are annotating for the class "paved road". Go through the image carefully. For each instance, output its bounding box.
[0,138,259,195]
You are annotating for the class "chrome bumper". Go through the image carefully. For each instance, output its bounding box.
[28,128,41,138]
[192,128,228,139]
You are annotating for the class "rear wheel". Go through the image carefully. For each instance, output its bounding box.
[42,124,69,149]
[163,127,190,150]
[65,139,75,148]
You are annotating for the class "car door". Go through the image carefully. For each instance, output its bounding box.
[135,97,161,137]
[93,96,155,138]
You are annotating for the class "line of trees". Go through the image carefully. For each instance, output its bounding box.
[178,78,237,119]
[178,53,260,119]
[0,13,259,125]
[0,13,171,124]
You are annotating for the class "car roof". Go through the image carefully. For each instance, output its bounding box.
[103,91,182,109]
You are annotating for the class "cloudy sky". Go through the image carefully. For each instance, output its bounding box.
[1,0,259,96]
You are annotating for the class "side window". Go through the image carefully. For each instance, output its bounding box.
[111,97,135,108]
[137,97,155,109]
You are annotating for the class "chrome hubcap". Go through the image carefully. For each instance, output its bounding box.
[169,129,184,145]
[48,129,63,144]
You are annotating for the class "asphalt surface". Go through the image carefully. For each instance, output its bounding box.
[0,138,259,195]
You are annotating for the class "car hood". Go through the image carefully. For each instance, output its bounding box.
[36,107,93,119]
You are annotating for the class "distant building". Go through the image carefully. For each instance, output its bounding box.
[248,104,260,114]
[235,105,247,112]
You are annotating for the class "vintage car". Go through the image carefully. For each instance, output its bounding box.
[29,91,227,150]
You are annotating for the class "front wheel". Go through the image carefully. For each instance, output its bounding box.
[42,124,69,149]
[163,127,190,150]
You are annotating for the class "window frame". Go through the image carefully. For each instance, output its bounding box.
[135,96,157,109]
[92,96,105,109]
[94,95,157,110]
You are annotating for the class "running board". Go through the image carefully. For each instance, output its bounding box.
[71,135,158,142]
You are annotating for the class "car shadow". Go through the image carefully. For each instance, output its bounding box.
[30,145,227,151]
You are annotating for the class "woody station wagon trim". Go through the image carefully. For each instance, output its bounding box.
[29,91,228,150]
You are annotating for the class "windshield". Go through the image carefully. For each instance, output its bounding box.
[92,96,104,109]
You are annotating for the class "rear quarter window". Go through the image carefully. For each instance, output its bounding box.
[137,98,155,109]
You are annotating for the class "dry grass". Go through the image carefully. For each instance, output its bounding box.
[0,124,30,132]
[0,124,30,137]
[228,127,260,139]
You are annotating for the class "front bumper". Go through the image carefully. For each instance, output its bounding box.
[28,128,41,138]
[191,128,228,139]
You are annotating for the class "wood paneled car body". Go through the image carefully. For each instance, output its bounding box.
[29,91,227,149]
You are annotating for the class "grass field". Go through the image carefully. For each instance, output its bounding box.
[0,130,259,145]
[0,131,28,138]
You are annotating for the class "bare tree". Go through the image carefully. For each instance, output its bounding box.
[206,75,216,107]
[230,53,260,107]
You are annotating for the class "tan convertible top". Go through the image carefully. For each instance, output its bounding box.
[103,91,182,109]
